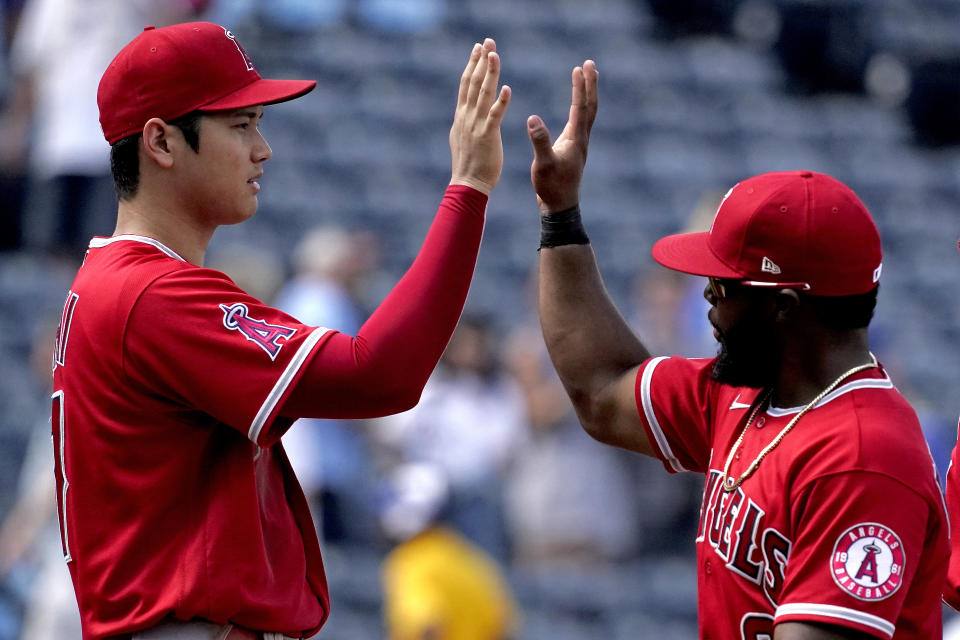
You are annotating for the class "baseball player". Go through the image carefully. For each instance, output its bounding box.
[52,23,510,640]
[527,60,948,639]
[943,248,960,612]
[946,430,960,610]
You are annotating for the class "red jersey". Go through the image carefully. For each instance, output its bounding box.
[943,417,960,608]
[634,356,948,639]
[52,235,333,639]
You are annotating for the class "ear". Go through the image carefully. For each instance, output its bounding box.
[773,288,801,323]
[141,117,176,169]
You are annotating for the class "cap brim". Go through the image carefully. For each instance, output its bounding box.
[651,232,743,278]
[199,78,317,111]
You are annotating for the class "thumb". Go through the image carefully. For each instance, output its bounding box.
[527,115,553,157]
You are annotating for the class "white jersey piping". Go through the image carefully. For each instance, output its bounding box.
[775,602,894,638]
[248,327,330,443]
[639,356,686,472]
[765,377,894,418]
[89,235,187,262]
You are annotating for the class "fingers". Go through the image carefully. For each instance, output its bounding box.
[568,60,598,144]
[487,84,512,129]
[527,115,554,159]
[467,39,496,109]
[582,59,599,130]
[457,43,483,107]
[476,50,502,116]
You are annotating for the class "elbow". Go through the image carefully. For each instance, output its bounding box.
[578,413,620,449]
[386,386,424,414]
[370,373,427,416]
[568,388,621,448]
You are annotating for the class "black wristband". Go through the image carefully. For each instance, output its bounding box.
[539,204,590,250]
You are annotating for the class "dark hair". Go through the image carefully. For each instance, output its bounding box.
[805,286,879,330]
[109,111,203,201]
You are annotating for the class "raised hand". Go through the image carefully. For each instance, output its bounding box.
[449,38,512,196]
[527,60,598,213]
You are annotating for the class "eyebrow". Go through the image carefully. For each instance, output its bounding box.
[231,108,262,120]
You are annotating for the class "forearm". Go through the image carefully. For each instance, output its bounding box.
[538,241,650,416]
[282,185,486,418]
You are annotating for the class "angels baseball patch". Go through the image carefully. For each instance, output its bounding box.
[831,523,905,601]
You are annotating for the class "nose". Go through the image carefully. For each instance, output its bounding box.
[254,130,272,163]
[703,280,716,305]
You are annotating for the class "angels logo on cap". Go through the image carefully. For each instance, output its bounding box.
[831,522,905,601]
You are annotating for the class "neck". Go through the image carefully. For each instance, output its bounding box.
[114,193,214,267]
[770,330,874,408]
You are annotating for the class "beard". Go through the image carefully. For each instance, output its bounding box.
[710,319,780,389]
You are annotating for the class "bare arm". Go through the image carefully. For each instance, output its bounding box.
[528,61,654,456]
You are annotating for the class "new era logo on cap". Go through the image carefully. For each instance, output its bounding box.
[651,171,883,296]
[761,257,781,275]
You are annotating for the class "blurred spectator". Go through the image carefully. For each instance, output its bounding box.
[207,241,286,304]
[0,322,80,639]
[504,268,698,569]
[629,188,723,359]
[273,225,383,545]
[375,315,527,562]
[503,321,645,568]
[0,0,206,258]
[379,462,518,640]
[0,1,22,251]
[628,265,714,359]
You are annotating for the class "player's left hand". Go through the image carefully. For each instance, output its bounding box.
[527,60,598,214]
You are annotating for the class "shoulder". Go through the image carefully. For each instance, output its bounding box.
[789,370,936,492]
[72,237,201,317]
[637,355,757,415]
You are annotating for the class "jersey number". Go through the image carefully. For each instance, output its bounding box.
[52,291,77,563]
[51,390,72,563]
[741,613,774,640]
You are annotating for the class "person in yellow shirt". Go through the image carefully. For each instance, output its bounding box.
[380,463,518,640]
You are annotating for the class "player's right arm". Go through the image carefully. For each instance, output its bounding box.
[281,39,510,421]
[528,60,655,458]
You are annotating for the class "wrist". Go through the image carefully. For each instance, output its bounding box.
[539,204,589,250]
[449,176,494,196]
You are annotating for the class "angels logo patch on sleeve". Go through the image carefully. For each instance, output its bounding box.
[220,302,296,360]
[831,522,905,601]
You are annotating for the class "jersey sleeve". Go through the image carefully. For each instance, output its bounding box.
[633,355,715,474]
[944,416,960,609]
[775,471,937,638]
[123,267,333,447]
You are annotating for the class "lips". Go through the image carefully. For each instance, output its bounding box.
[708,312,722,342]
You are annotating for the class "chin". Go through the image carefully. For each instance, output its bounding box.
[223,201,259,225]
[711,342,778,389]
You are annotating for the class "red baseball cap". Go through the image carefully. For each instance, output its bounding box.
[652,171,883,296]
[98,22,316,144]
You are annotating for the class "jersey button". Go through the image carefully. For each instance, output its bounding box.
[705,559,712,575]
[756,416,766,428]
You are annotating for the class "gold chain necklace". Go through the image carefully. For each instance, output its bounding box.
[720,353,878,493]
